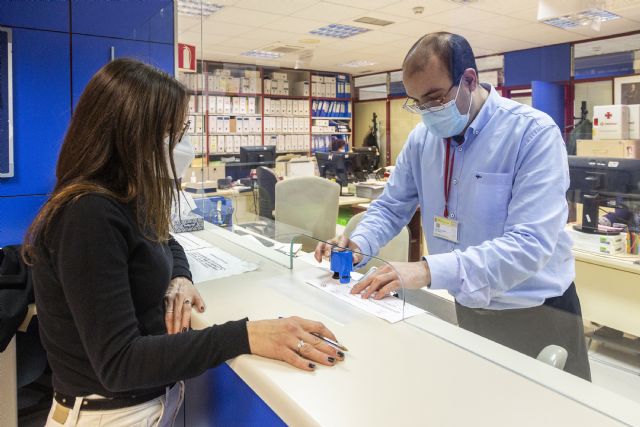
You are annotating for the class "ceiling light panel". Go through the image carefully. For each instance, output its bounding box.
[340,60,377,67]
[177,0,224,17]
[241,50,282,59]
[540,9,621,29]
[310,24,370,39]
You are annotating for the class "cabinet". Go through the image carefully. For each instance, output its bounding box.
[71,34,174,108]
[0,2,69,33]
[0,195,47,246]
[0,29,70,197]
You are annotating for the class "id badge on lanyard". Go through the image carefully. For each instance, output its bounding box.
[434,138,460,243]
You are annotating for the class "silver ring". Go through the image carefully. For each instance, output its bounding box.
[296,339,305,354]
[183,299,191,305]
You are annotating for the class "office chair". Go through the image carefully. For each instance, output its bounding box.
[256,166,277,220]
[344,212,409,271]
[275,176,340,249]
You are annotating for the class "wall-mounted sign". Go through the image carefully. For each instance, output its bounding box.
[0,27,14,178]
[178,43,196,73]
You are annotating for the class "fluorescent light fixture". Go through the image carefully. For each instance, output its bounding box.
[340,60,376,68]
[177,0,224,17]
[541,8,620,29]
[354,17,395,26]
[241,50,282,59]
[310,24,369,39]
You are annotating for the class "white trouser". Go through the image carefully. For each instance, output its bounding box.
[45,381,184,427]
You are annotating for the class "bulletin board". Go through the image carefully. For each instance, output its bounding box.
[0,27,13,178]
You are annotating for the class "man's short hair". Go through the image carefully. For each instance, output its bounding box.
[403,32,478,83]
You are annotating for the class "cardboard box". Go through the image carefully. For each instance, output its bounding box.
[593,105,630,140]
[628,104,640,140]
[576,139,640,159]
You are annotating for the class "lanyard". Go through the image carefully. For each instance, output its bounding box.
[443,138,455,218]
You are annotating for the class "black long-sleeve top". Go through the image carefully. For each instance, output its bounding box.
[32,194,250,397]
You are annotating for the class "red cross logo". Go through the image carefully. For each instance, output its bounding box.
[605,112,613,119]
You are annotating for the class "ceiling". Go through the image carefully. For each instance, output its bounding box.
[177,0,640,75]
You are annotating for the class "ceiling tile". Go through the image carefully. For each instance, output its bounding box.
[291,2,369,21]
[261,16,327,33]
[378,19,446,36]
[506,6,539,23]
[565,17,640,37]
[376,0,461,19]
[422,6,500,26]
[345,29,408,44]
[468,0,539,15]
[211,6,284,26]
[325,0,401,9]
[201,20,254,37]
[232,0,319,15]
[470,15,535,33]
[233,28,300,43]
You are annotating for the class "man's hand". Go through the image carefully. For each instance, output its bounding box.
[314,235,363,265]
[164,277,206,334]
[350,261,431,300]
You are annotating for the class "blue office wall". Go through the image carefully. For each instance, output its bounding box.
[0,2,175,247]
[532,81,565,130]
[0,1,69,33]
[72,34,174,107]
[504,44,571,87]
[71,0,174,44]
[0,29,71,197]
[0,195,47,246]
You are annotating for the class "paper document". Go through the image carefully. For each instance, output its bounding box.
[172,232,258,283]
[172,233,211,251]
[306,270,425,323]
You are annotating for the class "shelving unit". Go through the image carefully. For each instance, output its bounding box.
[177,61,353,162]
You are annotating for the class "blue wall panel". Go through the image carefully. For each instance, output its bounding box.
[0,195,47,246]
[185,364,286,427]
[71,0,173,44]
[504,44,571,87]
[532,80,565,130]
[72,34,174,108]
[0,29,70,197]
[0,1,69,33]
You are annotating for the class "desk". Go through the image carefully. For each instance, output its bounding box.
[338,195,370,207]
[352,202,424,262]
[185,225,640,427]
[573,248,640,337]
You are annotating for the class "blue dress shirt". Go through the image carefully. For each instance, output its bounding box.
[350,84,575,309]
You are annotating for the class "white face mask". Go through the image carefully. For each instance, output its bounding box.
[164,134,195,180]
[420,79,473,138]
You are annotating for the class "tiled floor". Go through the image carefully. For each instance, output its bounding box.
[589,341,640,404]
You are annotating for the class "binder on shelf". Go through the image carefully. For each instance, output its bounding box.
[209,135,217,154]
[256,117,262,134]
[223,97,231,114]
[239,97,247,115]
[248,97,256,115]
[215,116,224,134]
[223,116,230,133]
[208,96,216,113]
[225,135,233,153]
[208,116,217,133]
[195,115,204,134]
[216,96,224,114]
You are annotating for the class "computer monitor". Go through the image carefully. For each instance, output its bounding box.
[315,151,355,195]
[240,145,276,166]
[352,147,380,176]
[567,156,640,234]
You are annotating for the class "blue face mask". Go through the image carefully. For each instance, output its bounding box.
[420,81,472,138]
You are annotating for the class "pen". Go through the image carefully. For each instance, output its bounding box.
[310,332,349,352]
[279,317,349,352]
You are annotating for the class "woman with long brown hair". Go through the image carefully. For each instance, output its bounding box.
[24,58,343,426]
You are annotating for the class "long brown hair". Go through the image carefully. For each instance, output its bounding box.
[23,58,188,262]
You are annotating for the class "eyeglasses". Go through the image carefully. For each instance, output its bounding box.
[402,82,457,114]
[176,120,191,142]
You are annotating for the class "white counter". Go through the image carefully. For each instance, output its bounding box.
[189,226,640,427]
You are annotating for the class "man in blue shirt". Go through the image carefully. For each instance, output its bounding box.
[315,32,590,380]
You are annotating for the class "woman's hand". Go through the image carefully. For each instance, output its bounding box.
[246,317,345,371]
[164,277,206,334]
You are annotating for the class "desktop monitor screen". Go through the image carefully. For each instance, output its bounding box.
[567,156,640,202]
[315,151,354,185]
[352,147,380,173]
[240,145,276,166]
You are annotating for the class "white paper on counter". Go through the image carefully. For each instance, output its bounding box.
[172,232,258,283]
[186,247,258,283]
[305,270,425,323]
